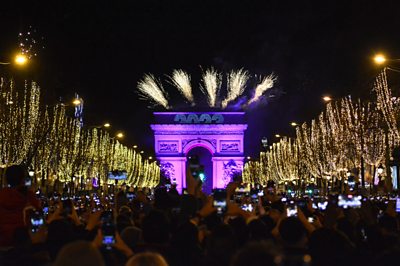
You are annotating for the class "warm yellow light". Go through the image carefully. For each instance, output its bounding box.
[72,99,81,105]
[247,156,251,160]
[374,54,386,65]
[149,156,153,160]
[133,145,138,149]
[290,122,298,127]
[140,150,144,154]
[322,96,332,102]
[116,132,124,138]
[14,54,28,65]
[103,123,111,128]
[275,134,281,138]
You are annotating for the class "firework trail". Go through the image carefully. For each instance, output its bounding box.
[137,74,169,109]
[169,69,194,105]
[247,74,276,105]
[221,69,249,109]
[201,68,221,107]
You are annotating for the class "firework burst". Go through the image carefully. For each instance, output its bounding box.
[201,68,221,107]
[247,74,276,105]
[169,69,194,105]
[137,74,169,109]
[18,26,44,59]
[221,69,249,109]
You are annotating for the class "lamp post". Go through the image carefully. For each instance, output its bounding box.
[0,54,29,66]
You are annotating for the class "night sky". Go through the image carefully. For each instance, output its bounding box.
[1,0,400,157]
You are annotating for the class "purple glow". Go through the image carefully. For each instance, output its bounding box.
[151,112,247,193]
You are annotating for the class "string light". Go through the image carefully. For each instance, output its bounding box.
[0,77,160,188]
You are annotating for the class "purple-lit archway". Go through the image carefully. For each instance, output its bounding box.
[151,112,247,193]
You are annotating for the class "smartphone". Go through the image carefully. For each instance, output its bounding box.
[126,192,135,201]
[317,201,328,211]
[213,189,227,215]
[30,211,45,233]
[25,177,32,187]
[241,204,254,212]
[101,211,115,250]
[189,155,200,179]
[62,199,73,216]
[287,205,298,217]
[338,195,362,209]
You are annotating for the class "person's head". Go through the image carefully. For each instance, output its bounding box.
[248,219,269,241]
[279,217,307,247]
[121,226,142,251]
[309,228,354,266]
[378,214,399,235]
[231,242,275,266]
[142,209,170,244]
[171,221,198,247]
[53,240,105,266]
[5,165,27,187]
[126,252,168,266]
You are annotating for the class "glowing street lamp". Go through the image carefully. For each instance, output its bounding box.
[14,54,28,65]
[103,123,111,128]
[116,132,124,139]
[322,96,332,102]
[133,145,138,149]
[373,54,386,65]
[290,122,298,127]
[72,98,82,106]
[275,134,281,138]
[149,156,153,160]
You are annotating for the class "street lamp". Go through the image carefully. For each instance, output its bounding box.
[373,54,386,65]
[28,169,35,177]
[14,54,28,66]
[0,54,29,66]
[103,123,111,128]
[275,134,281,138]
[323,96,332,102]
[290,122,298,127]
[72,98,82,106]
[116,132,124,139]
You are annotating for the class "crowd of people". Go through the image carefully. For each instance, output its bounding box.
[1,164,400,266]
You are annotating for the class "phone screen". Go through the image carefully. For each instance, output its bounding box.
[338,195,362,209]
[213,189,227,214]
[241,204,253,212]
[126,192,135,201]
[30,211,44,233]
[101,211,115,250]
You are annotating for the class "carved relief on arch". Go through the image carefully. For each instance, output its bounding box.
[182,138,216,154]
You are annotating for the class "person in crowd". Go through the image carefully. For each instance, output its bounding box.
[125,252,168,266]
[0,165,41,248]
[53,240,105,266]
